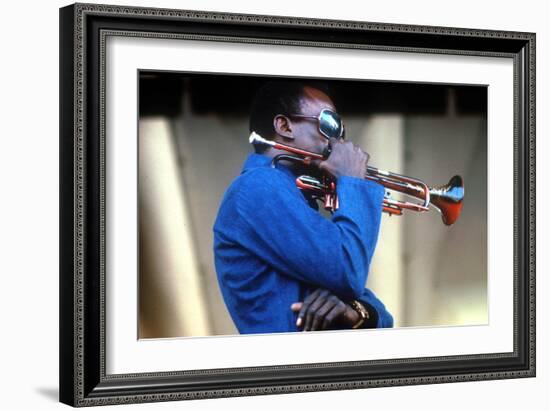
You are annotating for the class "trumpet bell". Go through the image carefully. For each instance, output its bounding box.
[430,175,464,226]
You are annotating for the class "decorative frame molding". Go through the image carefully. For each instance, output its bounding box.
[60,3,535,407]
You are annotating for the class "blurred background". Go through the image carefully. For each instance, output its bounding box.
[138,72,487,338]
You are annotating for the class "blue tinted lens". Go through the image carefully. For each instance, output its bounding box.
[319,110,343,139]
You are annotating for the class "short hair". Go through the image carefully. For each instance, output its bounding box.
[249,80,330,153]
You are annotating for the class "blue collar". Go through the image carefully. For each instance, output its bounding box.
[241,153,297,182]
[241,153,320,209]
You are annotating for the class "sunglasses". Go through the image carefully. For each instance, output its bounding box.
[289,109,345,140]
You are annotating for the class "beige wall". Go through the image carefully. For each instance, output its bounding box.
[402,115,488,326]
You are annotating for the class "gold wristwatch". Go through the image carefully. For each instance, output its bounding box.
[349,300,370,329]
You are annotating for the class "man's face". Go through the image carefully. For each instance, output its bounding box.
[289,86,339,154]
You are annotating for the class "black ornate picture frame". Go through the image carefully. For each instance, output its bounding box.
[59,3,535,407]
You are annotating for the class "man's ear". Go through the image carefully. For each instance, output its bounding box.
[273,114,294,140]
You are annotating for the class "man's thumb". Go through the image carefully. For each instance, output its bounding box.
[290,302,303,311]
[323,138,338,158]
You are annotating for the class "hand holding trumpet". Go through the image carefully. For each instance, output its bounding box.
[319,138,370,180]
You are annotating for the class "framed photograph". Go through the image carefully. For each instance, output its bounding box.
[59,2,535,407]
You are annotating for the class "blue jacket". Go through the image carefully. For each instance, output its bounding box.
[213,153,393,333]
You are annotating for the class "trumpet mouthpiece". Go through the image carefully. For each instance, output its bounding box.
[249,132,274,147]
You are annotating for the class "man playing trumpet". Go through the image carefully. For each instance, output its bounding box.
[213,80,393,333]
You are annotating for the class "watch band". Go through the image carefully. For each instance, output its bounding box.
[349,300,370,329]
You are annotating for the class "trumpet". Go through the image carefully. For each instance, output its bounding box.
[249,132,464,226]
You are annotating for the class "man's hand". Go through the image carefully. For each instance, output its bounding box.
[290,289,361,331]
[319,138,369,180]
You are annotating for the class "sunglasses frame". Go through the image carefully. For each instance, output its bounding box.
[289,108,345,140]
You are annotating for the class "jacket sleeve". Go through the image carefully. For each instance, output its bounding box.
[230,168,385,300]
